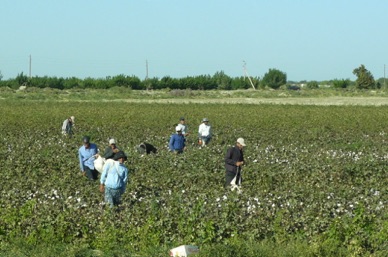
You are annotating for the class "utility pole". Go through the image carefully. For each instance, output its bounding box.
[384,64,386,89]
[29,55,32,78]
[145,59,150,90]
[243,61,256,90]
[145,59,149,80]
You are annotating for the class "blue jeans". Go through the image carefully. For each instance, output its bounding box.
[201,136,211,145]
[104,187,123,207]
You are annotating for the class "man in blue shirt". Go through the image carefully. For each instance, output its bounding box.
[78,136,99,180]
[169,126,186,154]
[100,151,129,207]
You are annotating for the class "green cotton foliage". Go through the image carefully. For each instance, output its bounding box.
[0,100,387,256]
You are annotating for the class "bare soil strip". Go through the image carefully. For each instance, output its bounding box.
[110,97,388,106]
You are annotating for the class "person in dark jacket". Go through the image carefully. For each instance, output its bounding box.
[103,138,120,159]
[136,142,157,155]
[169,126,186,154]
[224,138,246,187]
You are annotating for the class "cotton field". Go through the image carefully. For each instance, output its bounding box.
[0,101,387,254]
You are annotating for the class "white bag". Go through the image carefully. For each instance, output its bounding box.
[169,245,199,257]
[94,156,106,173]
[230,168,242,193]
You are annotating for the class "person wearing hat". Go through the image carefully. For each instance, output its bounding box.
[176,117,189,137]
[169,126,186,154]
[78,136,99,180]
[102,138,120,160]
[99,151,129,207]
[224,138,246,188]
[62,116,75,136]
[198,118,212,146]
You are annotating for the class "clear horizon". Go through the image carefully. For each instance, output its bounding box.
[1,0,387,81]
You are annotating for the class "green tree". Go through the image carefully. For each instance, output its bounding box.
[16,72,29,86]
[141,77,159,90]
[0,70,3,81]
[353,64,375,89]
[332,79,350,89]
[376,77,387,89]
[63,77,82,89]
[213,71,232,90]
[261,68,287,89]
[160,76,178,89]
[306,81,319,89]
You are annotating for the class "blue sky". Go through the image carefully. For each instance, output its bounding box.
[1,0,387,81]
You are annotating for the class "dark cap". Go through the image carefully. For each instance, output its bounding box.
[82,136,90,143]
[180,117,185,121]
[113,151,127,161]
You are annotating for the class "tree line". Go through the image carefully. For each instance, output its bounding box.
[0,71,257,90]
[0,65,384,90]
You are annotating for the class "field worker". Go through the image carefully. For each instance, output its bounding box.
[176,117,189,136]
[62,116,75,136]
[169,126,186,154]
[224,138,246,189]
[103,138,120,159]
[198,118,212,146]
[100,151,129,207]
[136,142,157,155]
[78,136,99,180]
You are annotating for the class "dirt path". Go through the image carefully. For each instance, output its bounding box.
[110,97,388,106]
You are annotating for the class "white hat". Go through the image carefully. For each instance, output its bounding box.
[109,138,116,145]
[202,118,209,122]
[175,125,182,132]
[70,116,75,123]
[237,138,246,146]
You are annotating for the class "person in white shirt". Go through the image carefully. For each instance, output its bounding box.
[62,116,75,136]
[176,117,189,136]
[198,118,212,146]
